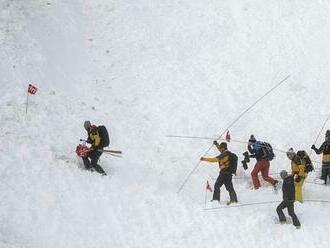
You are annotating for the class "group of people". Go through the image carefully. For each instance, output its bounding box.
[200,131,330,229]
[78,121,330,228]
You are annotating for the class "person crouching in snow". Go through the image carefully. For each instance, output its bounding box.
[200,141,238,205]
[276,170,301,229]
[83,121,107,176]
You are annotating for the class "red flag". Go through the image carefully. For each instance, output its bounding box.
[27,84,38,95]
[225,130,231,142]
[206,180,212,192]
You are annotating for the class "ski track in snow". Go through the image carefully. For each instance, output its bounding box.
[1,1,330,248]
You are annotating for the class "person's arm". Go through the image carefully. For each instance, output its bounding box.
[248,144,254,154]
[311,142,325,154]
[213,141,222,152]
[200,157,220,163]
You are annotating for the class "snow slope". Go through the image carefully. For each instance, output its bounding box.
[1,1,330,248]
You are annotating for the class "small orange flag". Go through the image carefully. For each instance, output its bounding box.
[206,180,212,192]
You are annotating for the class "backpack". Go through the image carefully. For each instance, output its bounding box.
[97,125,110,147]
[260,142,275,161]
[228,152,238,174]
[296,150,314,173]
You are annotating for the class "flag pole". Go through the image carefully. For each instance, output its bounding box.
[25,89,29,115]
[204,184,208,209]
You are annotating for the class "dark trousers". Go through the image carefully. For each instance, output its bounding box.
[321,163,330,184]
[213,172,238,202]
[276,200,301,227]
[82,151,106,175]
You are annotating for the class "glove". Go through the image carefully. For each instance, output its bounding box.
[311,144,316,150]
[213,140,219,146]
[295,176,302,183]
[200,157,205,161]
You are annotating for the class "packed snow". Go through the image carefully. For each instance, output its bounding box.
[1,1,330,248]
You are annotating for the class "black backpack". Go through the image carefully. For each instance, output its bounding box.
[97,125,110,147]
[296,150,314,173]
[228,152,238,174]
[260,142,275,161]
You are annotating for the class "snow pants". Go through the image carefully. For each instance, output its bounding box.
[276,200,301,227]
[213,172,238,202]
[294,177,305,203]
[83,150,106,175]
[321,163,330,184]
[251,159,277,189]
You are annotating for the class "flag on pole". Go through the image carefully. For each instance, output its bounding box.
[26,83,38,114]
[206,180,212,192]
[225,130,231,142]
[27,83,38,94]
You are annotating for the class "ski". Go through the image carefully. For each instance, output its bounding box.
[204,200,281,210]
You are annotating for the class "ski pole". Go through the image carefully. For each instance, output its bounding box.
[204,185,208,209]
[100,149,122,154]
[168,134,321,165]
[204,200,281,210]
[203,199,330,210]
[177,75,291,194]
[304,199,330,203]
[105,153,122,158]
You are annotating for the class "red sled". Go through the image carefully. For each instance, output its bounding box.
[76,144,90,158]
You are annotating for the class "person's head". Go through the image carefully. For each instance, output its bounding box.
[280,170,288,179]
[90,126,98,135]
[286,147,296,160]
[248,134,256,144]
[84,121,91,131]
[326,130,330,141]
[218,142,227,153]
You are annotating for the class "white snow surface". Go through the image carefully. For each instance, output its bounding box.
[1,1,330,247]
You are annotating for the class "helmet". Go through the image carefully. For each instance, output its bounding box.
[219,142,227,150]
[286,148,295,160]
[326,130,330,137]
[248,135,256,143]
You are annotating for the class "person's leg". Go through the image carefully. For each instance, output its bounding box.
[294,178,304,203]
[212,174,225,201]
[82,157,92,170]
[287,202,301,227]
[276,201,287,222]
[260,160,277,185]
[326,165,330,185]
[321,164,327,184]
[90,152,106,175]
[251,162,261,189]
[224,174,238,202]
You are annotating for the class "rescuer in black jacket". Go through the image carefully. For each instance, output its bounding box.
[276,170,301,228]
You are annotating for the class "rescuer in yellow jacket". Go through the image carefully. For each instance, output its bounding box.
[200,141,238,205]
[83,121,107,176]
[286,148,307,203]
